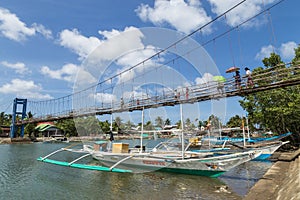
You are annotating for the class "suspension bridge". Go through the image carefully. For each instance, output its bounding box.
[10,62,300,138]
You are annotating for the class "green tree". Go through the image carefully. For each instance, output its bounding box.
[262,52,284,68]
[113,116,124,131]
[208,115,222,130]
[73,116,101,136]
[0,112,11,126]
[124,120,134,130]
[164,118,171,126]
[198,120,205,129]
[56,119,77,137]
[155,116,164,128]
[144,121,154,130]
[86,116,101,135]
[176,120,182,129]
[226,115,243,128]
[24,112,36,137]
[240,52,300,145]
[185,118,195,130]
[24,123,36,137]
[99,120,111,133]
[292,45,300,65]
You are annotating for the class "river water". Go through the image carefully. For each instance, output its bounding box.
[0,142,272,200]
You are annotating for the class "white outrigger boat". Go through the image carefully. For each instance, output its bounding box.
[80,137,261,177]
[37,137,261,177]
[37,105,261,177]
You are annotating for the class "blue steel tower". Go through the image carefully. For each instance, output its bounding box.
[10,98,27,138]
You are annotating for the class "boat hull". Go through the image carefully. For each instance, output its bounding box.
[88,147,260,177]
[252,142,288,160]
[159,168,225,177]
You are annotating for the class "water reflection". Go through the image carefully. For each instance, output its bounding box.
[0,143,272,200]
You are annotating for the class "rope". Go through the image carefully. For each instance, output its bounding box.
[267,10,277,51]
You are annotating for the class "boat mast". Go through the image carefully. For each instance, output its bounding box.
[219,120,223,138]
[242,116,246,147]
[246,116,250,140]
[110,115,113,133]
[110,99,113,132]
[140,106,144,153]
[180,103,184,159]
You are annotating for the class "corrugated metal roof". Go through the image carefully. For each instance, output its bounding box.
[35,124,60,132]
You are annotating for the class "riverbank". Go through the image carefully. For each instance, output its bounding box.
[0,137,32,144]
[0,135,169,144]
[244,149,300,200]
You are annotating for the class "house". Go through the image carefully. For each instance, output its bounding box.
[0,126,10,137]
[35,123,63,137]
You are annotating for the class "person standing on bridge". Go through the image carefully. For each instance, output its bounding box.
[185,87,189,100]
[234,70,242,90]
[245,67,254,88]
[120,97,124,109]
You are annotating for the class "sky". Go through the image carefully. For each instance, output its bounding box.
[0,0,299,125]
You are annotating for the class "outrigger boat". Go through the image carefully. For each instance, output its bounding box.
[80,137,261,177]
[193,131,290,161]
[37,137,261,177]
[193,140,289,161]
[37,105,261,178]
[201,132,292,146]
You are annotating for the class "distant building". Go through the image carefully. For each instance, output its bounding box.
[35,123,63,137]
[0,126,10,137]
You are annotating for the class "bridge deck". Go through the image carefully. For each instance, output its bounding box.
[18,64,300,125]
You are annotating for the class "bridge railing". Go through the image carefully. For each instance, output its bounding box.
[20,63,300,124]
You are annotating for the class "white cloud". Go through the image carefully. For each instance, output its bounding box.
[195,73,214,85]
[115,46,161,83]
[135,0,212,34]
[122,90,147,100]
[32,23,53,39]
[207,0,276,28]
[41,63,78,82]
[59,29,101,60]
[255,44,274,60]
[93,93,117,104]
[255,41,297,61]
[98,29,124,40]
[116,46,159,67]
[61,26,144,62]
[40,63,97,86]
[0,7,52,41]
[279,41,297,60]
[1,61,31,74]
[0,79,52,100]
[59,27,147,91]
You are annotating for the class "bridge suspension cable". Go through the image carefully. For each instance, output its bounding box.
[25,0,288,122]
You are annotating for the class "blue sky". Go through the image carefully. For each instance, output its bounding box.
[0,0,299,124]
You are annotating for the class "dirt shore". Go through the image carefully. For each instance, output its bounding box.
[244,150,300,200]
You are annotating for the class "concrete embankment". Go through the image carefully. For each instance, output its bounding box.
[244,149,300,200]
[0,137,32,144]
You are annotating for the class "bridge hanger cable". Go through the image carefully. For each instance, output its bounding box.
[34,0,249,101]
[118,0,286,81]
[120,0,286,88]
[268,10,277,52]
[28,0,286,105]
